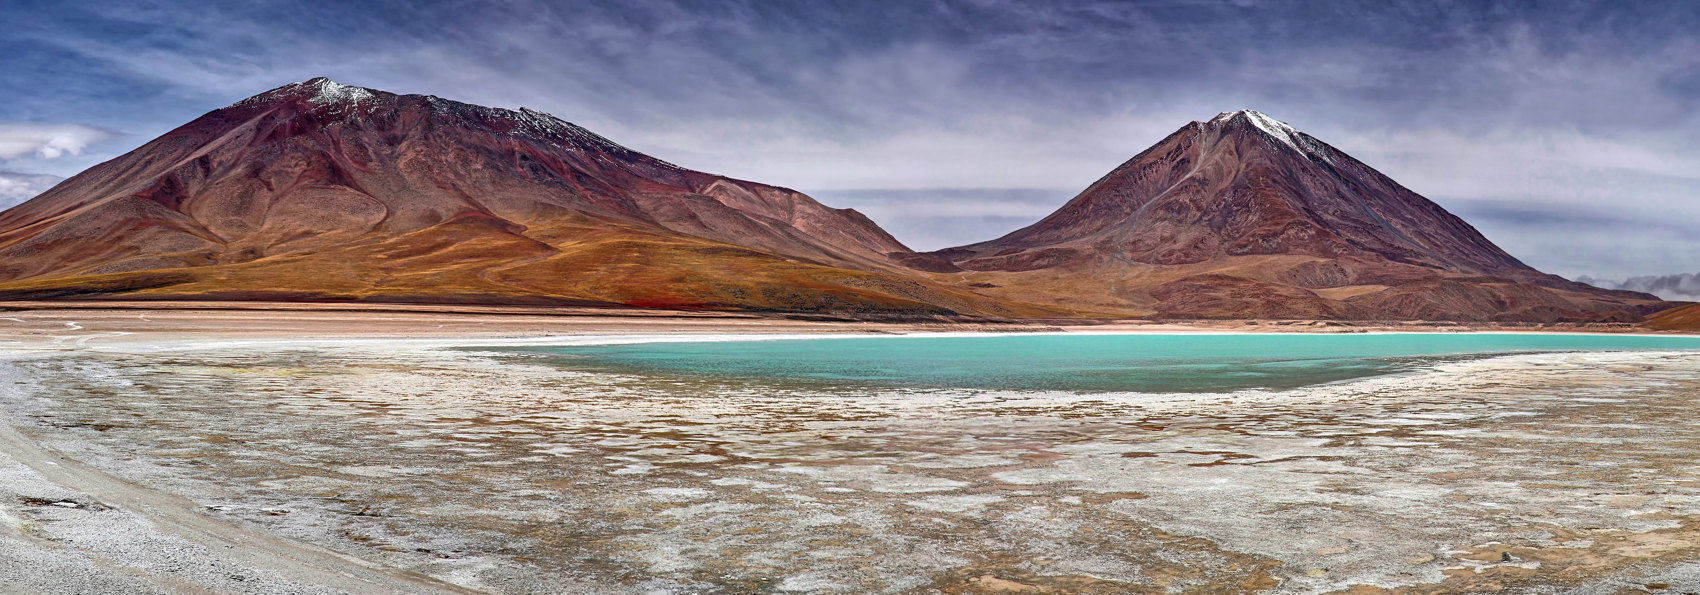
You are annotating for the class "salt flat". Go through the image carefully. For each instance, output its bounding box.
[0,309,1697,593]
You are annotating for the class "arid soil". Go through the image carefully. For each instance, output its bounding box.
[1,306,1698,594]
[1645,302,1700,331]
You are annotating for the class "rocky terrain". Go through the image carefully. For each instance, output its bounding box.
[0,81,1675,322]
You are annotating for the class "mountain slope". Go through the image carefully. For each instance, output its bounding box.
[1643,302,1700,331]
[0,89,1670,322]
[0,78,1028,315]
[933,110,1667,322]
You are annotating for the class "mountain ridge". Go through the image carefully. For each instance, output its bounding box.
[0,78,1033,316]
[0,81,1672,322]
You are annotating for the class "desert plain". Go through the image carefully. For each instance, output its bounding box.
[0,304,1694,594]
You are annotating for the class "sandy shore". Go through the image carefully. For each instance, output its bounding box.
[2,304,1698,594]
[0,300,1678,349]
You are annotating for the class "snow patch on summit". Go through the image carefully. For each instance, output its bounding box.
[512,107,684,171]
[1210,110,1334,164]
[224,78,686,172]
[306,78,375,107]
[225,77,375,110]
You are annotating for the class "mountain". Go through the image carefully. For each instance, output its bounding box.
[932,110,1667,322]
[0,78,1029,316]
[0,86,1670,322]
[1643,302,1700,331]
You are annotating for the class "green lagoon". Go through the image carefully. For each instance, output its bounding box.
[495,332,1700,393]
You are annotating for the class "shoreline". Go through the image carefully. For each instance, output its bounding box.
[0,301,1690,356]
[70,331,1700,356]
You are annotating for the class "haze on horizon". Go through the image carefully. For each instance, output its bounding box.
[2,0,1698,293]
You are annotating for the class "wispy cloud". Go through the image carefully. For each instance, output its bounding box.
[810,188,1074,251]
[0,124,114,160]
[0,171,63,209]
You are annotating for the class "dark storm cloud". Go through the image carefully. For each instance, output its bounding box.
[2,0,1698,277]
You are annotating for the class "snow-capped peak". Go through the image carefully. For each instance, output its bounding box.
[303,77,375,106]
[1207,109,1333,163]
[223,78,685,171]
[225,77,377,110]
[1210,110,1300,147]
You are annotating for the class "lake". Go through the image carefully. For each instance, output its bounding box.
[487,332,1700,393]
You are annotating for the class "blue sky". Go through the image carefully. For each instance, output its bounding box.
[3,0,1698,283]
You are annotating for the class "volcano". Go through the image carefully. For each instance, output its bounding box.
[0,78,1021,315]
[0,86,1670,322]
[933,110,1666,322]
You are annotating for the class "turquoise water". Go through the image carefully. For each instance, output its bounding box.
[487,333,1700,393]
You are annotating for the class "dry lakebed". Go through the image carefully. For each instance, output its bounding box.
[1,308,1698,594]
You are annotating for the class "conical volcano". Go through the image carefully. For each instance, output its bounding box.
[0,91,1668,322]
[934,110,1665,321]
[0,78,1019,314]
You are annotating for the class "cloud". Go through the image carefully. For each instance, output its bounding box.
[0,171,64,209]
[0,124,115,160]
[810,188,1074,250]
[1333,127,1700,209]
[1447,199,1700,281]
[1576,273,1700,301]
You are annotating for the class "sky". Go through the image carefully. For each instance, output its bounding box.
[2,0,1698,289]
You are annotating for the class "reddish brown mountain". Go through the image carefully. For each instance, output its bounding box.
[934,110,1667,322]
[0,87,1671,322]
[1644,302,1700,331]
[0,78,1029,315]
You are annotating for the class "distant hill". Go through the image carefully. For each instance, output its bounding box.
[1644,302,1700,331]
